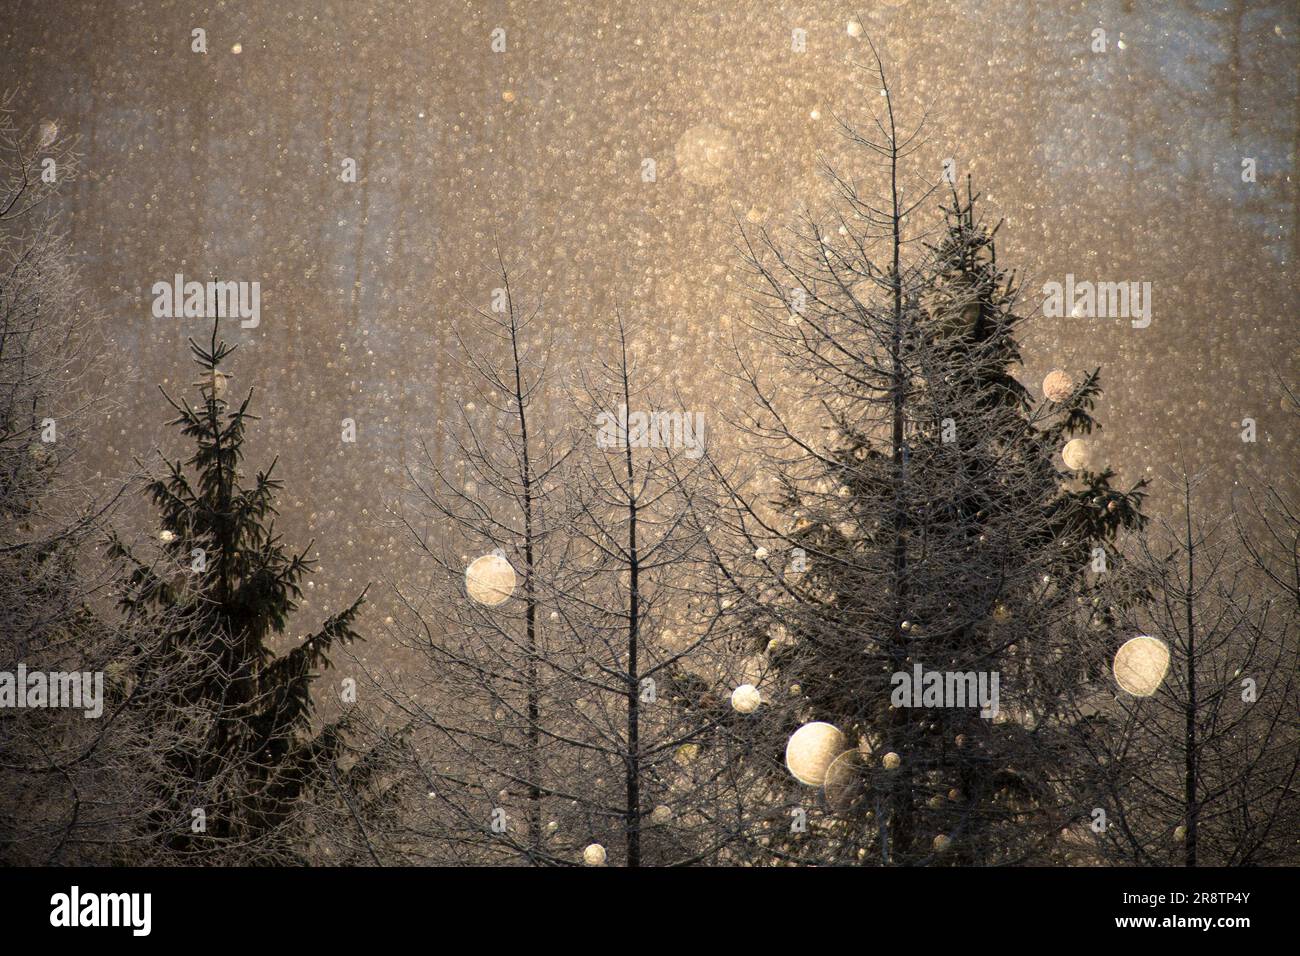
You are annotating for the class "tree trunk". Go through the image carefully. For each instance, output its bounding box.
[620,331,641,868]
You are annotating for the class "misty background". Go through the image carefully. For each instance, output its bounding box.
[3,0,1296,676]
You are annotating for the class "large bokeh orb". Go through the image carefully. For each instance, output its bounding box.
[1061,438,1091,471]
[1113,635,1170,697]
[730,684,762,714]
[785,721,847,787]
[465,553,516,606]
[1042,369,1074,402]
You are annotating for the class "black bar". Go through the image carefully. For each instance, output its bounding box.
[0,866,1281,943]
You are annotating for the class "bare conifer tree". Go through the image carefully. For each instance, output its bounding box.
[1077,470,1300,866]
[382,259,577,864]
[384,271,779,865]
[0,93,211,865]
[551,316,784,866]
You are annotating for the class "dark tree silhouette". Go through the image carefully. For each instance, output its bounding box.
[107,323,372,863]
[715,47,1146,865]
[1078,470,1300,866]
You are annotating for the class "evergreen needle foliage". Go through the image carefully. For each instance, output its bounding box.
[107,323,368,862]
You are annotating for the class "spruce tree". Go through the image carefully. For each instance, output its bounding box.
[108,323,368,862]
[724,50,1146,864]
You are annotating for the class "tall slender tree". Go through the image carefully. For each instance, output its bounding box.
[383,260,576,865]
[556,316,781,866]
[1077,470,1300,866]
